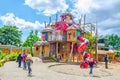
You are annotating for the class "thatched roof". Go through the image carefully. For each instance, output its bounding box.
[34,41,49,46]
[41,27,53,32]
[97,50,109,54]
[93,50,114,55]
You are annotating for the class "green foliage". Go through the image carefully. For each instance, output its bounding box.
[23,30,40,56]
[23,30,39,47]
[50,56,58,62]
[8,52,18,61]
[85,32,96,42]
[105,34,120,49]
[0,51,6,60]
[84,32,96,52]
[115,52,120,57]
[115,47,120,58]
[0,26,22,46]
[0,51,7,67]
[0,62,3,67]
[100,34,120,57]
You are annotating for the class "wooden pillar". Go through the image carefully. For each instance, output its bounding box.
[56,42,58,58]
[21,47,23,54]
[95,26,98,63]
[68,42,74,63]
[77,53,80,63]
[10,46,12,53]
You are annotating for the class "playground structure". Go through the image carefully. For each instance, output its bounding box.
[34,11,97,64]
[34,11,116,68]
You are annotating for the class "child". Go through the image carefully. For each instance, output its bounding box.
[17,54,22,67]
[26,52,33,76]
[89,58,96,76]
[22,53,27,70]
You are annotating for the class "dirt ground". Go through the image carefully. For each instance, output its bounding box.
[0,57,120,80]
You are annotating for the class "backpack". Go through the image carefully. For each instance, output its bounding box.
[104,56,108,62]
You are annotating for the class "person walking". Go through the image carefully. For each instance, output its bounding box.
[89,58,96,76]
[17,54,22,68]
[104,54,109,69]
[26,52,33,76]
[22,53,27,70]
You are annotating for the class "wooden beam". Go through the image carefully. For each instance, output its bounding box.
[95,25,98,62]
[56,42,58,58]
[67,42,74,63]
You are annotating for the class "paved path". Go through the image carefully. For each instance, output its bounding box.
[0,57,120,80]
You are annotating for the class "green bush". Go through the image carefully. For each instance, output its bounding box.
[0,62,3,67]
[0,51,6,60]
[0,58,6,64]
[50,56,58,62]
[8,52,18,61]
[4,55,9,61]
[115,52,120,58]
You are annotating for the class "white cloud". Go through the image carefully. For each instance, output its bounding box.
[70,0,99,22]
[93,0,120,10]
[113,13,120,19]
[24,0,68,16]
[99,18,120,28]
[98,16,120,36]
[70,0,120,36]
[0,13,44,30]
[71,0,99,13]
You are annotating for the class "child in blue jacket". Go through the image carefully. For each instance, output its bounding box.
[17,54,22,67]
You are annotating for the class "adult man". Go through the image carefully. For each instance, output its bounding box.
[104,54,109,69]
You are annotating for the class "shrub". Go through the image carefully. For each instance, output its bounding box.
[0,51,6,60]
[0,62,3,67]
[115,52,120,58]
[8,52,18,61]
[50,56,58,62]
[0,58,6,64]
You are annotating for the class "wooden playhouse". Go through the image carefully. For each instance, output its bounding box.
[34,11,95,62]
[34,41,50,57]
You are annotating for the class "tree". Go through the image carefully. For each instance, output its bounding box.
[105,34,120,49]
[0,26,22,46]
[23,30,40,56]
[84,32,96,52]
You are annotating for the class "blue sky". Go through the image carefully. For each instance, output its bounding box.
[0,0,120,41]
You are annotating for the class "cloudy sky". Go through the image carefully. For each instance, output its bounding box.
[0,0,120,41]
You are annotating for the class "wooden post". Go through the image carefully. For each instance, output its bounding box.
[10,46,12,53]
[77,53,79,63]
[95,25,98,63]
[21,47,23,54]
[68,42,74,63]
[56,42,58,58]
[83,14,86,32]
